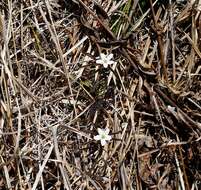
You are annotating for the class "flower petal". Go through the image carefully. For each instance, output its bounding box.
[100,139,107,146]
[167,105,175,112]
[105,128,110,135]
[96,60,103,64]
[97,128,104,135]
[107,53,113,60]
[108,60,115,65]
[94,135,101,141]
[103,62,108,68]
[105,135,112,141]
[100,53,106,60]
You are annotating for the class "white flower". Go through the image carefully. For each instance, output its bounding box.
[96,53,115,68]
[167,105,176,113]
[121,122,128,129]
[94,128,112,146]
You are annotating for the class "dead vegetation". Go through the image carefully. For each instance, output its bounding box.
[0,0,201,189]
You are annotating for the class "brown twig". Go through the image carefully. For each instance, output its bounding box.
[149,0,168,81]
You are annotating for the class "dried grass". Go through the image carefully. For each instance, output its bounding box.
[0,0,201,189]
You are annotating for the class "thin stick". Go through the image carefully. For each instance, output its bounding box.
[32,144,54,190]
[149,0,168,81]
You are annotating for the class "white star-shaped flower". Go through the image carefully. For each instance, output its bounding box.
[167,105,176,113]
[96,53,115,68]
[94,128,112,146]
